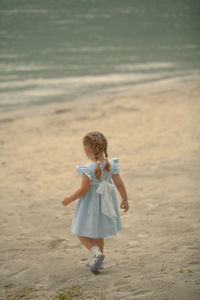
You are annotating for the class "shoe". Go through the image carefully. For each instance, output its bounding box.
[88,253,105,272]
[86,261,104,269]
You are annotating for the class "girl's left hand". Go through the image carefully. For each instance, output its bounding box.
[120,200,129,212]
[62,196,71,206]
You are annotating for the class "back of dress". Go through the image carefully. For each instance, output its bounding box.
[71,157,122,238]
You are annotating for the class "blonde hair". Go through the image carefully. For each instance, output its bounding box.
[83,131,110,180]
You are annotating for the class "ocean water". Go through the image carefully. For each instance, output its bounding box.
[0,0,200,113]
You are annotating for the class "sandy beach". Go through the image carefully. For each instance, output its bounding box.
[0,77,200,299]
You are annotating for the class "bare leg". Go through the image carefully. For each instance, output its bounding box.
[77,235,96,250]
[92,238,104,253]
[77,236,104,253]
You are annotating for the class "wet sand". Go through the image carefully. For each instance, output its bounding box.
[0,77,200,299]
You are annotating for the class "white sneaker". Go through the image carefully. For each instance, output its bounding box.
[86,260,104,269]
[87,253,105,272]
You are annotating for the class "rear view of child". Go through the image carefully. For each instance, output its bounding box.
[62,131,129,272]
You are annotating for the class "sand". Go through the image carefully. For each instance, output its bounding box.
[0,76,200,300]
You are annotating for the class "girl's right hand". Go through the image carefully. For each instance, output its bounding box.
[62,196,71,206]
[120,200,129,212]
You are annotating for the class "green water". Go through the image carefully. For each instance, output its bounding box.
[0,0,200,112]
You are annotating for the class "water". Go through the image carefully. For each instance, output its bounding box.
[0,0,200,113]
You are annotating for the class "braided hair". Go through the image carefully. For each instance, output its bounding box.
[83,131,111,180]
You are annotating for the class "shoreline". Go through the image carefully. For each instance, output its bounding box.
[0,70,199,120]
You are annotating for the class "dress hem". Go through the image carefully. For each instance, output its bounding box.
[71,228,122,239]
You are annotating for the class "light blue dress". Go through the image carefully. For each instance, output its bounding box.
[71,158,122,238]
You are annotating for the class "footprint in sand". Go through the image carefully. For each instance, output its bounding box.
[0,118,14,123]
[188,261,200,265]
[80,257,88,262]
[54,108,71,114]
[113,284,134,293]
[48,238,65,249]
[113,280,152,297]
[124,274,131,279]
[114,279,128,287]
[132,289,153,298]
[113,280,134,292]
[10,267,28,278]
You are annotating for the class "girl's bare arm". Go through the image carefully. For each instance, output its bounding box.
[112,173,129,212]
[62,173,90,206]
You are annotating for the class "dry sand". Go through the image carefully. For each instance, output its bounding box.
[0,77,200,299]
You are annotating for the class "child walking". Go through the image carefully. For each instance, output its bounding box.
[62,131,129,273]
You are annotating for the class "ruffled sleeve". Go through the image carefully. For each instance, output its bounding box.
[111,157,120,175]
[76,164,92,180]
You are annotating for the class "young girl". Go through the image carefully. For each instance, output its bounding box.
[62,131,129,273]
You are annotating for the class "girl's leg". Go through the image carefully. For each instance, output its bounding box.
[77,236,104,253]
[77,235,96,250]
[78,235,105,272]
[92,238,104,253]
